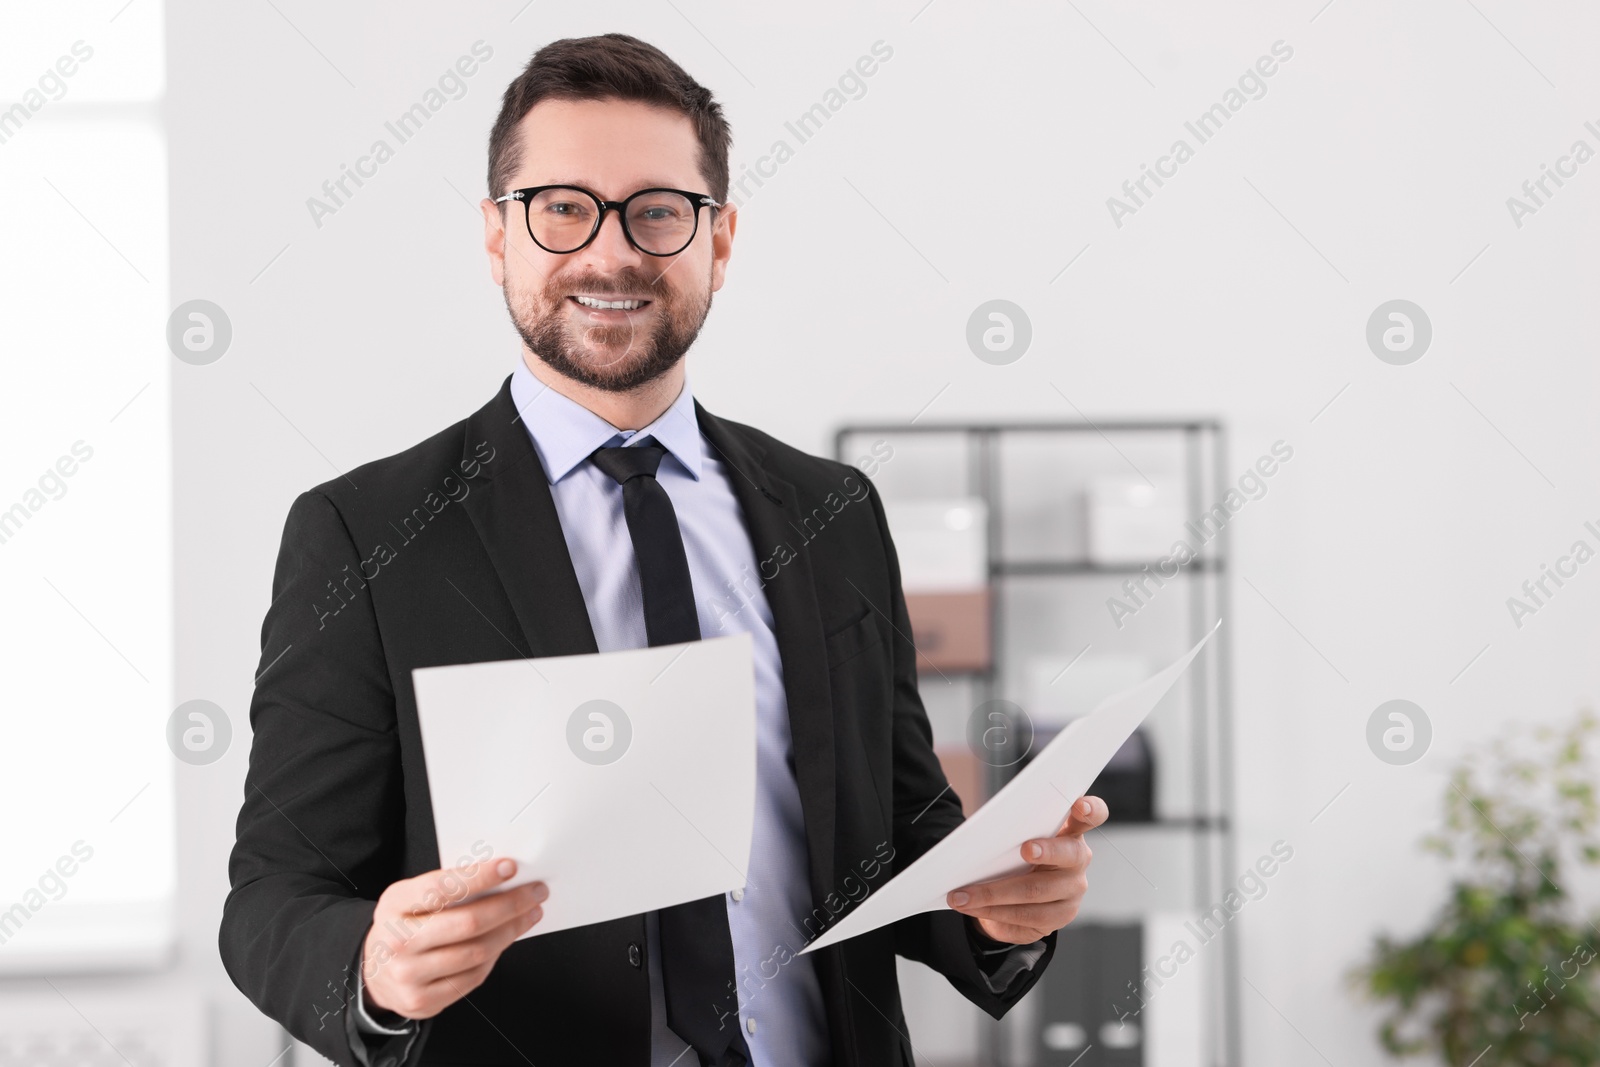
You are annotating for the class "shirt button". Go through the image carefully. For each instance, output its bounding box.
[730,888,744,902]
[746,1017,757,1035]
[627,942,642,968]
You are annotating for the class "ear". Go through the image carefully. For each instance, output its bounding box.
[709,202,738,292]
[481,197,507,287]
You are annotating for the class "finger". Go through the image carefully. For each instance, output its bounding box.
[1059,795,1109,837]
[406,881,548,953]
[393,856,521,915]
[389,962,499,1020]
[958,899,1079,932]
[398,903,544,984]
[976,916,1050,945]
[949,869,1079,911]
[1020,831,1093,870]
[422,961,498,1012]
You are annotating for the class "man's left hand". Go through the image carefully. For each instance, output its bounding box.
[945,795,1109,944]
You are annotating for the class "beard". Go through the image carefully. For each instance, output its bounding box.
[505,262,713,393]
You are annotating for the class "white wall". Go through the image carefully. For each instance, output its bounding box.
[157,1,1597,1063]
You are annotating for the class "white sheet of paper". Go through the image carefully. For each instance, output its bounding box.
[412,631,757,939]
[800,621,1221,955]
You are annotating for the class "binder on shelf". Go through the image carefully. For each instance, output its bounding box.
[1035,921,1145,1066]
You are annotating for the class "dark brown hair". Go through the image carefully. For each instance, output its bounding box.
[486,34,732,206]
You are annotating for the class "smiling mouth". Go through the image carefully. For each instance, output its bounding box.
[569,295,652,312]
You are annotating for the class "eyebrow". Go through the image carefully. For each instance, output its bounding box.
[540,178,693,194]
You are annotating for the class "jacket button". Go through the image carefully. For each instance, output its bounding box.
[628,942,642,968]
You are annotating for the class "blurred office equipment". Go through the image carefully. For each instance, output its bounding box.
[885,497,992,672]
[1085,478,1186,566]
[887,496,994,812]
[1032,915,1204,1067]
[1025,654,1158,823]
[1023,726,1157,825]
[1035,921,1143,1066]
[837,420,1235,1067]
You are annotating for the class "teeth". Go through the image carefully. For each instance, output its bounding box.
[573,296,645,310]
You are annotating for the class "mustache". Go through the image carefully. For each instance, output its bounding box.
[551,272,660,299]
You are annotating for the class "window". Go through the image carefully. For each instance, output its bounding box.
[0,1,174,973]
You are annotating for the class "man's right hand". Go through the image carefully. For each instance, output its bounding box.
[361,857,547,1020]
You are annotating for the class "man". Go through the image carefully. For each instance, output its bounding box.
[221,33,1106,1067]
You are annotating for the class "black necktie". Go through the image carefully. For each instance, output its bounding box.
[590,439,751,1067]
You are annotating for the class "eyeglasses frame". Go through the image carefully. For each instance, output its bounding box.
[493,184,723,257]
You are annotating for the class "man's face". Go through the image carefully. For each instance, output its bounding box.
[484,98,735,393]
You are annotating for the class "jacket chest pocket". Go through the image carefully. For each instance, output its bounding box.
[824,607,882,670]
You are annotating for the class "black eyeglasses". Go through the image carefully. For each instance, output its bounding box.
[494,184,722,257]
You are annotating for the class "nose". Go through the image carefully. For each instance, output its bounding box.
[576,205,645,274]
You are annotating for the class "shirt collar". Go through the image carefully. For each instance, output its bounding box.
[509,356,704,484]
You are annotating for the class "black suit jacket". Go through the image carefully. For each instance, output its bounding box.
[220,375,1055,1065]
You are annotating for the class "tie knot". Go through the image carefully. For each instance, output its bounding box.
[590,439,668,484]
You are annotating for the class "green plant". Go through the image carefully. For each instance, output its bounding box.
[1353,708,1600,1066]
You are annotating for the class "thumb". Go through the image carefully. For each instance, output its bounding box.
[397,853,517,915]
[1060,795,1108,836]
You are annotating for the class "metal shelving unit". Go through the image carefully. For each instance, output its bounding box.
[836,418,1239,1067]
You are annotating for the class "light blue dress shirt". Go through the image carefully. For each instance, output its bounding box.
[509,357,830,1066]
[354,358,1041,1064]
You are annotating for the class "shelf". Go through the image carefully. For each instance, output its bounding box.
[992,558,1223,577]
[836,417,1223,436]
[836,416,1239,1066]
[914,664,989,678]
[1095,815,1230,832]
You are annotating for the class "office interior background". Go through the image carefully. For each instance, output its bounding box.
[2,1,1597,1064]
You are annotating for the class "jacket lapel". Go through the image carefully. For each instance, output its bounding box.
[693,400,837,903]
[457,375,599,660]
[694,401,853,1065]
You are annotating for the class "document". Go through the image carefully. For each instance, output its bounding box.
[412,632,757,939]
[800,621,1221,954]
